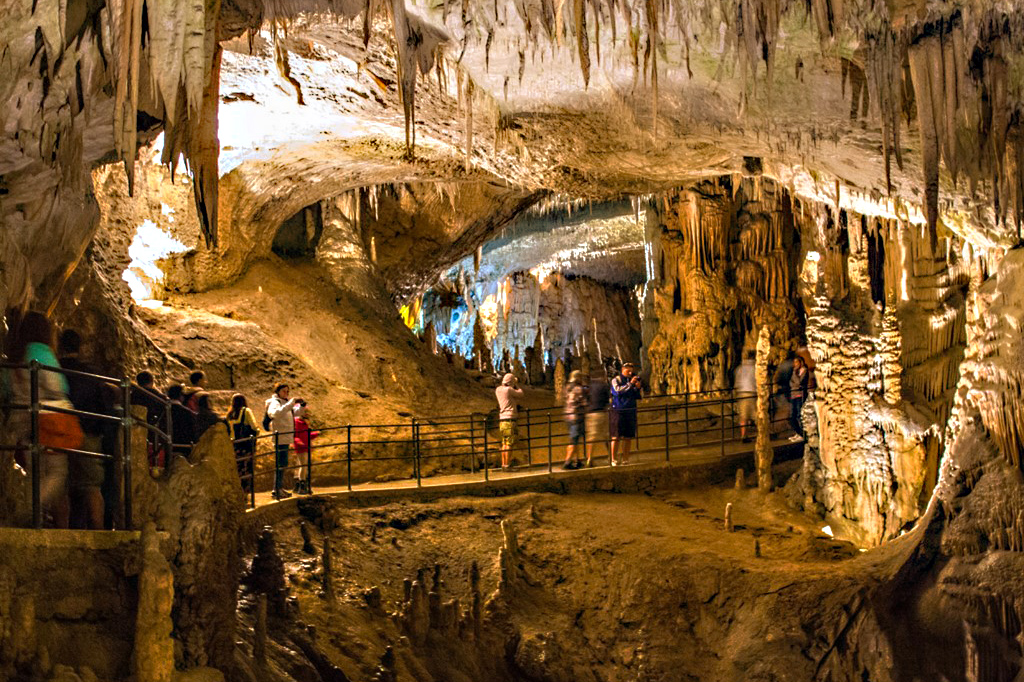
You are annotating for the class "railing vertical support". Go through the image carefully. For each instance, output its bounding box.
[121,378,133,529]
[250,435,257,509]
[414,420,422,487]
[469,414,476,474]
[483,424,489,482]
[720,391,726,461]
[346,425,353,492]
[29,361,41,529]
[306,424,313,494]
[547,412,553,474]
[664,403,670,462]
[273,431,281,496]
[730,388,736,440]
[684,393,690,446]
[525,409,533,467]
[164,396,173,474]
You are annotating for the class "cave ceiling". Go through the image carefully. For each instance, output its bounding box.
[3,0,1024,309]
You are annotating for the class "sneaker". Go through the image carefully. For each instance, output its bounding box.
[561,462,576,471]
[610,460,619,467]
[788,434,803,443]
[272,489,293,500]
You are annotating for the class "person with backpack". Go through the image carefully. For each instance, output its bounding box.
[226,394,259,493]
[610,362,643,466]
[265,383,297,500]
[562,370,588,470]
[183,370,206,412]
[292,400,320,495]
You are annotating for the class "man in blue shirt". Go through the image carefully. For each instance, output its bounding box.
[610,363,643,465]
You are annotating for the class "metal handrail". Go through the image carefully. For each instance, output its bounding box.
[238,387,799,508]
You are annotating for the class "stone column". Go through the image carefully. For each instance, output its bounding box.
[135,523,174,682]
[880,306,902,405]
[755,327,773,491]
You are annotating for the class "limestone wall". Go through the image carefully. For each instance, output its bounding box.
[797,205,967,546]
[425,270,642,375]
[0,528,140,681]
[642,176,802,393]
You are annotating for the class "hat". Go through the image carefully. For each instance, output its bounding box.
[502,373,515,386]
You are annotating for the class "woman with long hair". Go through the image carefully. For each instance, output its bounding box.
[226,394,258,492]
[10,311,82,527]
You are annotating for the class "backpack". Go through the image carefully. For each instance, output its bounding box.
[262,411,272,431]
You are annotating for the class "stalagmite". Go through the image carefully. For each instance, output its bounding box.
[300,520,316,554]
[725,503,734,532]
[134,523,173,682]
[252,593,266,667]
[322,537,334,600]
[755,326,772,492]
[735,468,745,490]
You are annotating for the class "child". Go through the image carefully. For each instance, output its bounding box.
[292,400,320,494]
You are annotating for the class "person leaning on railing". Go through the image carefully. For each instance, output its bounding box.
[9,312,84,528]
[166,384,197,459]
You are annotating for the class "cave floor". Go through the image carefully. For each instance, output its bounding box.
[247,435,803,508]
[244,478,905,681]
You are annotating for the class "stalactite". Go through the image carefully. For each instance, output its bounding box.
[574,0,590,87]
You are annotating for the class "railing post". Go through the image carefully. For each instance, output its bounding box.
[483,423,489,482]
[730,388,736,440]
[164,395,173,474]
[346,425,353,492]
[664,403,670,462]
[29,361,41,529]
[684,393,690,446]
[525,409,533,467]
[414,420,422,487]
[720,391,726,460]
[249,435,257,508]
[306,424,313,494]
[273,430,281,496]
[121,378,133,529]
[547,412,553,474]
[469,414,476,474]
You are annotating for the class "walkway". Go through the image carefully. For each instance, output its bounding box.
[248,433,803,510]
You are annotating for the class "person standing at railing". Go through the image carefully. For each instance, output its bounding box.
[132,372,167,474]
[734,351,757,444]
[57,330,113,530]
[226,394,258,493]
[562,370,588,470]
[610,362,643,466]
[166,384,197,459]
[494,373,523,471]
[10,312,82,528]
[584,371,610,467]
[194,392,228,442]
[265,383,298,500]
[788,356,809,442]
[292,400,319,495]
[183,370,207,413]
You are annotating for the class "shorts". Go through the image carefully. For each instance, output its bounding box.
[70,435,106,489]
[585,412,609,443]
[737,393,756,424]
[610,409,637,439]
[499,419,518,448]
[567,420,585,445]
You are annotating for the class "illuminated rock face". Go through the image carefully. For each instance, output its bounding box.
[642,176,802,394]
